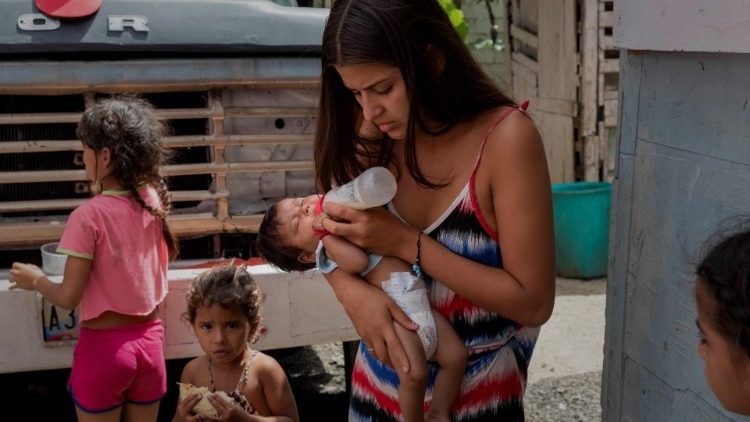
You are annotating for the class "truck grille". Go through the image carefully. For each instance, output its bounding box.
[0,77,319,259]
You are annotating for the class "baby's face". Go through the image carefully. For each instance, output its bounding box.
[276,194,321,256]
[695,281,750,414]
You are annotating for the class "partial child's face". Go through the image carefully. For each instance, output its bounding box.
[193,303,252,365]
[81,143,112,185]
[276,194,320,262]
[695,281,750,414]
[82,143,100,182]
[335,62,409,141]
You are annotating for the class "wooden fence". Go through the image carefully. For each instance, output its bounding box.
[509,0,619,183]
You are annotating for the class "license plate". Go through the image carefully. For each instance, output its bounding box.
[41,298,80,345]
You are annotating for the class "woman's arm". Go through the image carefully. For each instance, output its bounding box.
[323,269,417,372]
[323,114,555,327]
[9,256,91,310]
[451,113,555,325]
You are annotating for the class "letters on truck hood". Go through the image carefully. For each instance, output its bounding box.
[3,0,328,54]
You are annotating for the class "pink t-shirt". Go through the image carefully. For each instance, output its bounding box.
[58,186,168,322]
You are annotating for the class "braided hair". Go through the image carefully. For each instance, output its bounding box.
[696,223,750,358]
[183,264,262,344]
[76,95,179,260]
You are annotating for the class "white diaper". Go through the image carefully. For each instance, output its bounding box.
[381,272,437,359]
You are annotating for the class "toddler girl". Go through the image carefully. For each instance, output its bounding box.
[174,264,299,421]
[694,225,750,415]
[9,96,177,421]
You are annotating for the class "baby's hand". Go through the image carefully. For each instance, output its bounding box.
[312,211,329,231]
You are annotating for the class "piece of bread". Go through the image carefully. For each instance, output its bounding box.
[178,382,233,418]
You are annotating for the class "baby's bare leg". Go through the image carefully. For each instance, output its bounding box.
[425,311,468,422]
[393,322,428,422]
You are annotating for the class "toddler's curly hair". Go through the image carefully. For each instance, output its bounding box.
[183,264,262,343]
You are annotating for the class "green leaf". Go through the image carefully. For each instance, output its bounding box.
[438,0,455,12]
[449,10,469,40]
[440,0,469,40]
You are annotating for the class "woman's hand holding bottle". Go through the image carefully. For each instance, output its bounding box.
[321,203,416,260]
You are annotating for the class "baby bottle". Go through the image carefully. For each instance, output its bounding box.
[323,167,397,210]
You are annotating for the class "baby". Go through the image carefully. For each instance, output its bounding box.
[256,194,467,422]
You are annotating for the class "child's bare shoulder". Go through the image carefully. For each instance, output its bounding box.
[181,355,210,384]
[252,351,281,369]
[249,351,286,379]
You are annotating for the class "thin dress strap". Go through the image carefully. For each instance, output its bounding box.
[230,349,259,415]
[471,100,530,177]
[207,348,260,415]
[468,100,530,240]
[235,349,258,391]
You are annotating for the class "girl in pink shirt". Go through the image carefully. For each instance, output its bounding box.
[9,96,178,422]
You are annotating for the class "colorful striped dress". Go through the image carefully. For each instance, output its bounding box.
[348,105,538,422]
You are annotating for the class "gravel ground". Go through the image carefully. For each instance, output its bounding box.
[525,371,603,422]
[281,347,604,421]
[276,343,347,396]
[270,343,349,420]
[278,277,607,421]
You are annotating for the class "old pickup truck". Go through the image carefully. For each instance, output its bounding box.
[0,0,356,414]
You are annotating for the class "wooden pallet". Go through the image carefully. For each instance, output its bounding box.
[0,78,319,248]
[508,0,577,184]
[598,0,619,181]
[579,0,619,181]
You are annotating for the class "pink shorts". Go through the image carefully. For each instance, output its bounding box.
[68,319,166,413]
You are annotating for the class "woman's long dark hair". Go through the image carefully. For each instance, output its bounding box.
[315,0,516,190]
[77,96,179,260]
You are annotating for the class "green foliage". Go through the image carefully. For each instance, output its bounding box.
[439,0,504,50]
[439,0,469,41]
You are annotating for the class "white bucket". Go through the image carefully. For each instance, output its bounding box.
[41,242,67,275]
